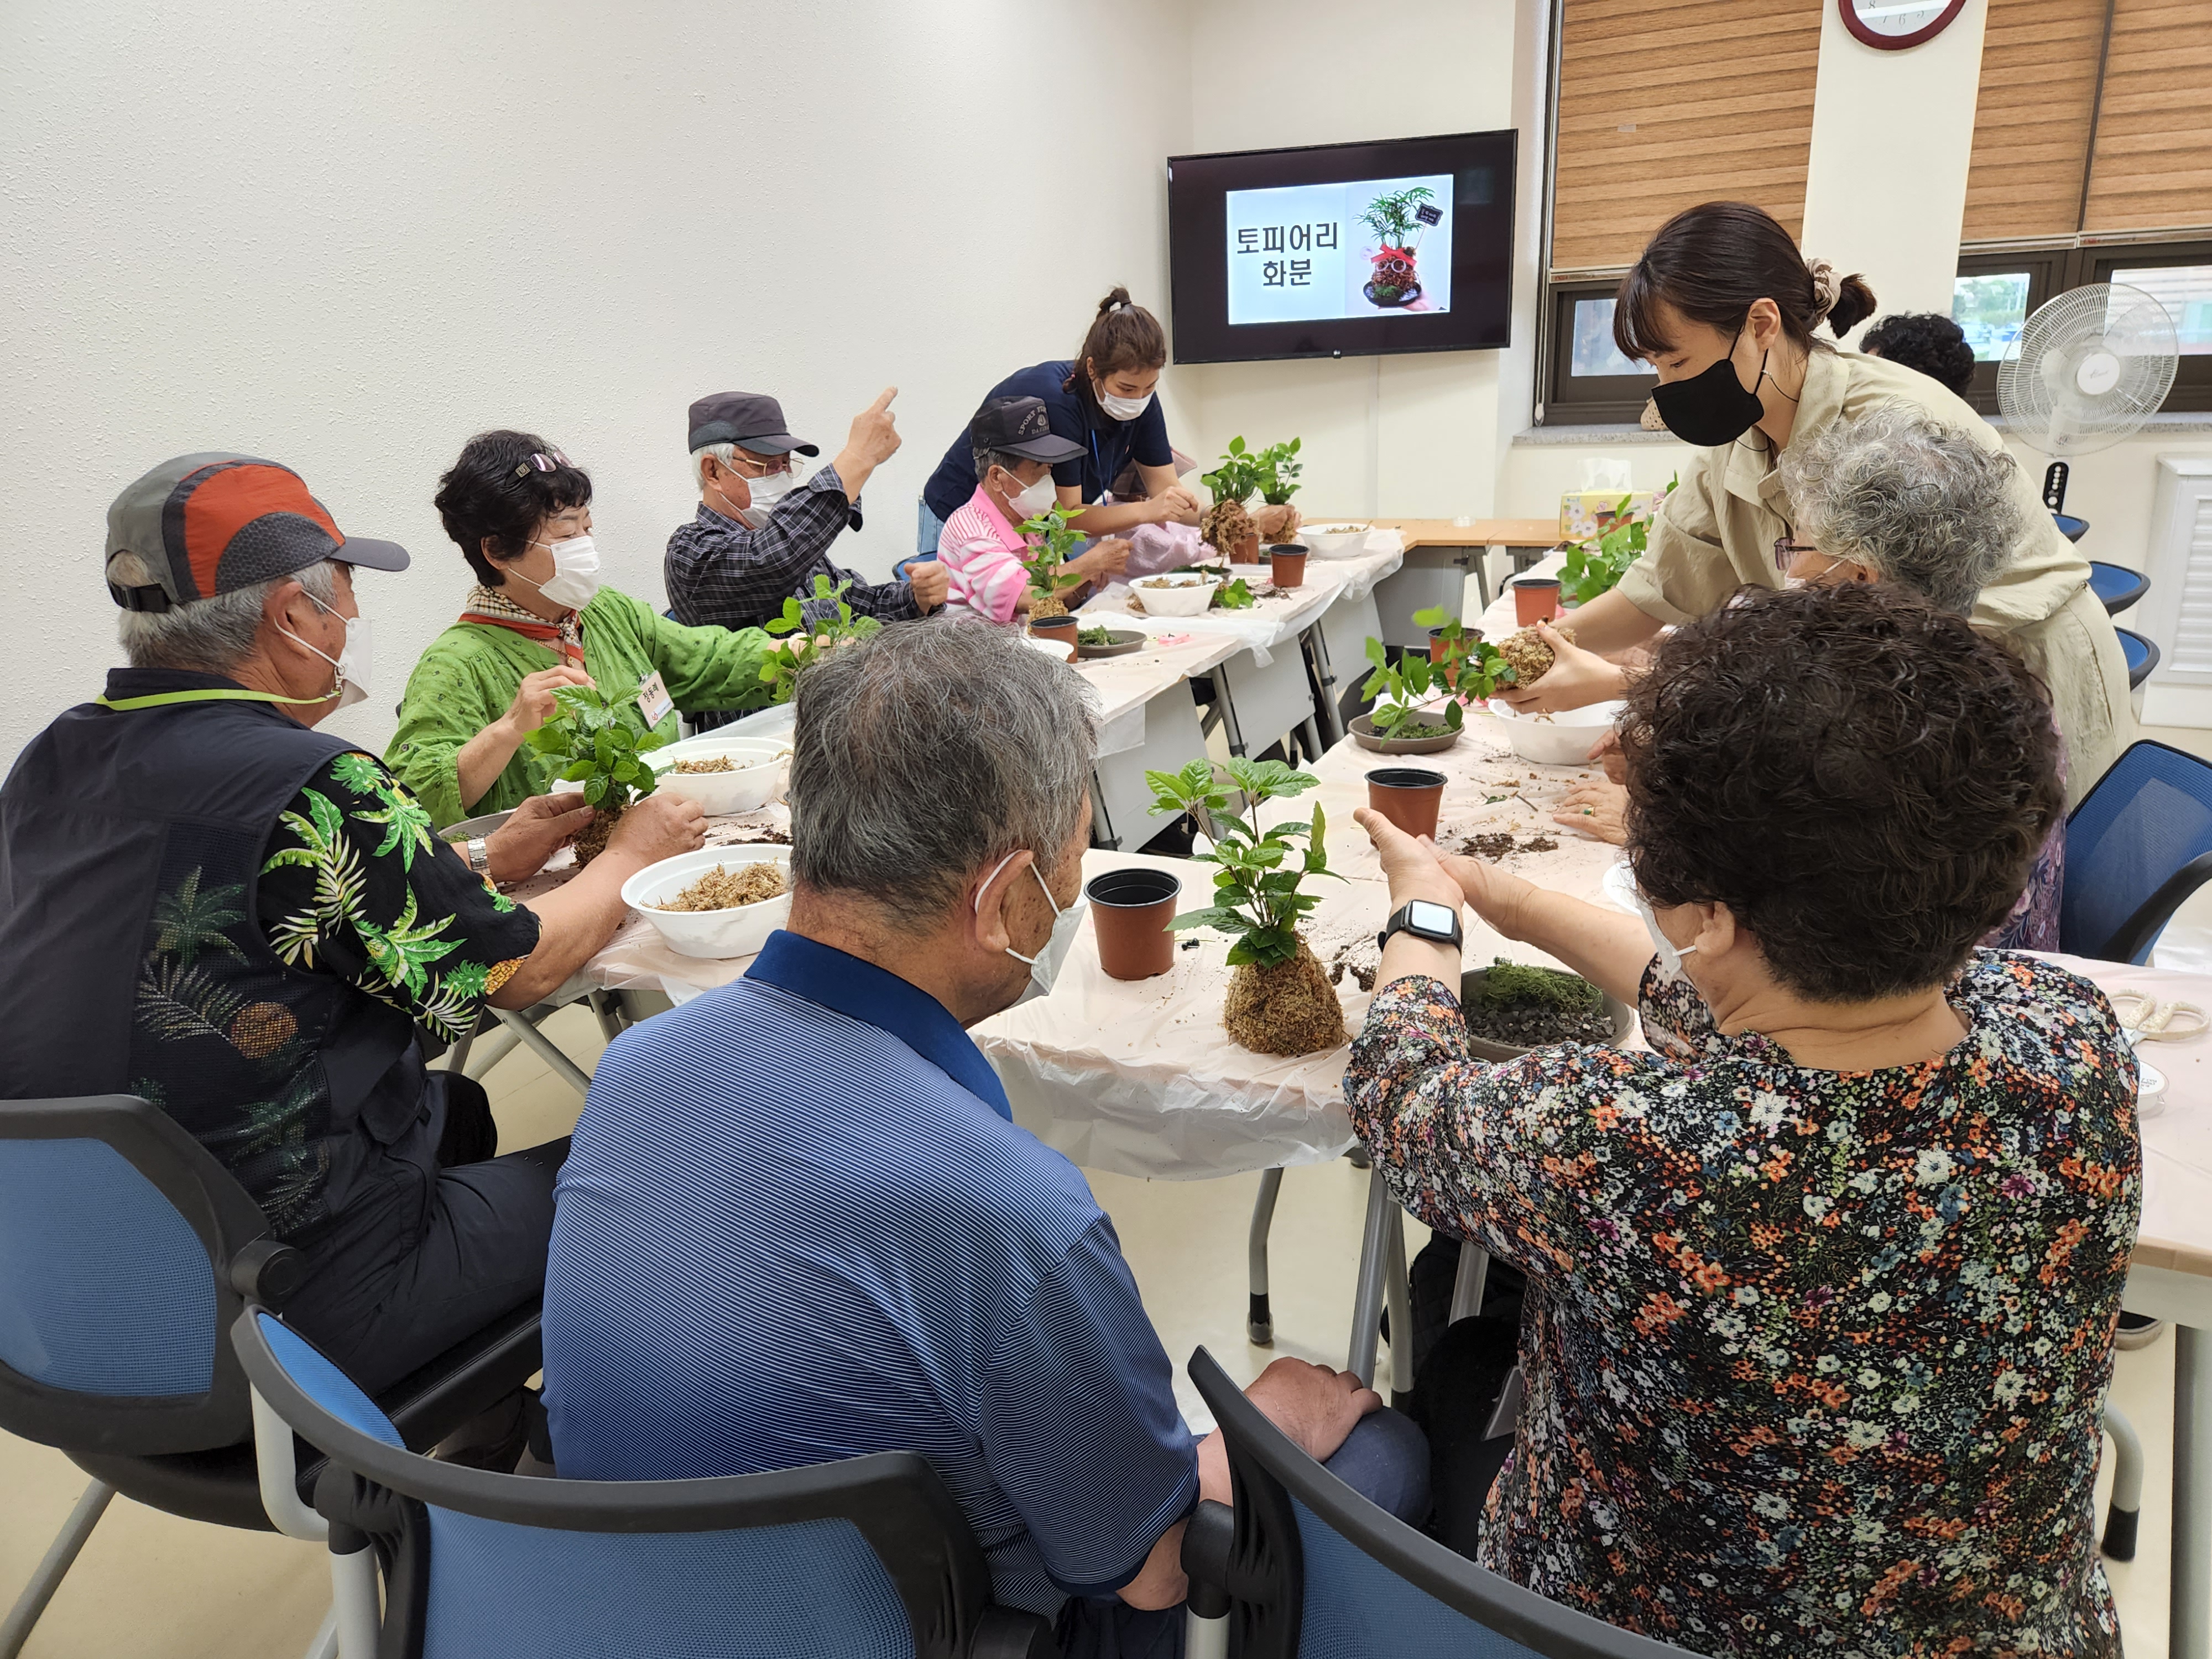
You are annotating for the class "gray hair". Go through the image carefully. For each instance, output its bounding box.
[971,447,1034,492]
[789,619,1098,924]
[1779,408,2025,615]
[116,557,339,672]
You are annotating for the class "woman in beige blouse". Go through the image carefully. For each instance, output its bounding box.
[1502,201,2132,806]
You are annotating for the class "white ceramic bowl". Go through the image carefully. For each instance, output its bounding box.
[1485,698,1625,767]
[620,846,793,960]
[1132,573,1222,617]
[648,738,790,816]
[1301,523,1371,558]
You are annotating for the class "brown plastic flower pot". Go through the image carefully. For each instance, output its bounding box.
[1029,614,1078,661]
[1269,546,1307,589]
[1231,530,1262,564]
[1086,868,1182,980]
[1366,767,1448,840]
[1512,577,1562,627]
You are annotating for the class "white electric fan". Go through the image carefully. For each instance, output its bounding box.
[1996,281,2179,517]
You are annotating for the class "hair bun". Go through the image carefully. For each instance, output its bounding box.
[1807,259,1879,336]
[1097,285,1134,316]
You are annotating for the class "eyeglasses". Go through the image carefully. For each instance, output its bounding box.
[1772,537,1818,573]
[724,451,792,478]
[513,447,572,479]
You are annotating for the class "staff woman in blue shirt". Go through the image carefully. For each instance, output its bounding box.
[918,288,1202,553]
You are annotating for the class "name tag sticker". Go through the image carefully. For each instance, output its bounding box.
[637,670,674,727]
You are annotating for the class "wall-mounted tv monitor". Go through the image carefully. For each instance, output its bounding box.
[1166,129,1516,365]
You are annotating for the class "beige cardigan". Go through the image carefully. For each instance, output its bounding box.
[1617,349,2135,806]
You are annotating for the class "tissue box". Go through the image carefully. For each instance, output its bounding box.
[1561,490,1662,542]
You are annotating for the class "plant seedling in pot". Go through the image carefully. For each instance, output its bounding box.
[1411,606,1519,701]
[1558,474,1677,607]
[1019,502,1091,619]
[1144,757,1348,1057]
[1254,437,1303,542]
[526,684,671,865]
[759,574,884,705]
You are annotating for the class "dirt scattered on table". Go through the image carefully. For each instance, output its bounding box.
[1459,832,1559,860]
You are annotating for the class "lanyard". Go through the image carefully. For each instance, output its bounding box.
[94,688,328,711]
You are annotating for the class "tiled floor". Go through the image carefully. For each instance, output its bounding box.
[1,942,2196,1655]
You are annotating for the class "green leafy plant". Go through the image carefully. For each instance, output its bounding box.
[758,574,884,704]
[1078,623,1120,646]
[526,684,669,811]
[1214,576,1256,611]
[1018,502,1091,615]
[1201,437,1264,507]
[1255,438,1303,506]
[1412,606,1519,702]
[1358,185,1437,251]
[1360,639,1462,737]
[1145,758,1341,968]
[1559,475,1677,607]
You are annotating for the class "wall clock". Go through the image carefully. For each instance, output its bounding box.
[1839,0,1968,49]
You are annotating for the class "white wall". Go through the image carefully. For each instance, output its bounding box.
[1799,0,1990,340]
[1177,0,1528,521]
[0,0,1191,762]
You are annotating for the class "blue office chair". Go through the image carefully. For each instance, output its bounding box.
[0,1095,544,1659]
[2060,740,2212,964]
[1179,1347,1694,1658]
[2117,627,2160,692]
[2089,562,2149,617]
[2053,513,2090,544]
[230,1306,1055,1659]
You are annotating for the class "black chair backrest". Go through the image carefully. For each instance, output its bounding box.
[0,1094,282,1457]
[233,1308,1048,1659]
[1187,1347,1694,1659]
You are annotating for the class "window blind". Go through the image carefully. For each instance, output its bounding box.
[1550,0,1824,276]
[2083,0,2212,234]
[1960,0,2107,243]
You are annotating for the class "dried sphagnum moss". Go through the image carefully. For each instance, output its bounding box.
[658,862,787,912]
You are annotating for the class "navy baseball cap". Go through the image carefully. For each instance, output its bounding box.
[969,397,1083,463]
[687,392,818,457]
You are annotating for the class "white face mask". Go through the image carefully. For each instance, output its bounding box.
[519,533,601,611]
[978,851,1087,1008]
[1003,469,1059,525]
[715,458,796,529]
[278,589,372,712]
[1632,887,1699,979]
[1095,383,1153,422]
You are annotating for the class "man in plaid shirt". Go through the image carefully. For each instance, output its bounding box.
[665,387,947,640]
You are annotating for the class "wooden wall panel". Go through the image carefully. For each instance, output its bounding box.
[1551,0,1823,275]
[1960,0,2107,242]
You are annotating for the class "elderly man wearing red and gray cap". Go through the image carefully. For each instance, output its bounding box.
[666,390,947,727]
[0,453,705,1416]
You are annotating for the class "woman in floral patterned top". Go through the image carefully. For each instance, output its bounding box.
[1348,583,2136,1657]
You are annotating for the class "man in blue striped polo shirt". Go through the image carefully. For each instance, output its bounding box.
[543,620,1425,1650]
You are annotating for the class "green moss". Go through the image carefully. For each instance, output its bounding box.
[1477,957,1601,1014]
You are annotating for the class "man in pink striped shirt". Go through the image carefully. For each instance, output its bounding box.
[936,397,1129,622]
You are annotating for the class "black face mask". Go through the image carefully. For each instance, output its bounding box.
[1651,329,1768,447]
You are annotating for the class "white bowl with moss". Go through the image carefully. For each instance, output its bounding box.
[1483,699,1624,768]
[647,738,790,816]
[1301,522,1371,557]
[622,846,794,959]
[1132,573,1222,617]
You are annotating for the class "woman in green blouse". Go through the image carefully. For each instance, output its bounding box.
[389,430,775,828]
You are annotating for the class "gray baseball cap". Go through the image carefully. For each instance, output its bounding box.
[104,452,409,613]
[687,392,818,457]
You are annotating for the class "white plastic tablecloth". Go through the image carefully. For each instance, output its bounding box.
[1080,534,1402,670]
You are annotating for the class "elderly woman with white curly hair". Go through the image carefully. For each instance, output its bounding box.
[1554,408,2068,948]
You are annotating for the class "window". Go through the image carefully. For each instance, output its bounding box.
[1954,0,2212,412]
[1536,0,1823,424]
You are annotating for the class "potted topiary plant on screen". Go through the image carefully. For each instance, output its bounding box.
[526,684,670,865]
[1146,758,1348,1057]
[1201,439,1264,563]
[1358,185,1437,309]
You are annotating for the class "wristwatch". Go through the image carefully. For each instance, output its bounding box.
[1378,899,1463,954]
[465,836,492,879]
